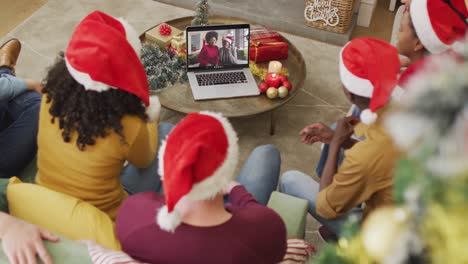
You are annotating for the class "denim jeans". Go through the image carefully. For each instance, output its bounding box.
[0,67,41,177]
[120,122,175,194]
[279,170,362,235]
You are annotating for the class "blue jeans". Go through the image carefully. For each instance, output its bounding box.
[0,67,41,178]
[279,170,362,234]
[120,122,174,194]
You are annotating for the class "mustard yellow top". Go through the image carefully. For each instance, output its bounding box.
[316,106,400,220]
[36,98,158,220]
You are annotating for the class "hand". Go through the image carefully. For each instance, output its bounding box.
[25,79,45,94]
[222,181,241,195]
[399,55,411,67]
[331,116,360,147]
[1,215,59,264]
[299,123,334,145]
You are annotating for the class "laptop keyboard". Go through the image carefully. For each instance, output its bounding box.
[196,71,247,86]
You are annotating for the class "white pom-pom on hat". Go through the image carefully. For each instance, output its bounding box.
[157,205,182,233]
[145,96,161,123]
[360,109,378,125]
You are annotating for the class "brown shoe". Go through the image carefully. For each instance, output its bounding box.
[318,225,338,242]
[0,39,21,70]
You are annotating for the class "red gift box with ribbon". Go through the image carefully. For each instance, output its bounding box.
[250,26,284,42]
[249,37,289,63]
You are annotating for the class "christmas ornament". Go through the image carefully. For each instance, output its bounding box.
[266,87,278,99]
[258,82,269,93]
[159,23,172,36]
[361,207,409,262]
[282,80,292,91]
[249,61,289,80]
[265,73,281,88]
[278,74,288,83]
[278,86,288,98]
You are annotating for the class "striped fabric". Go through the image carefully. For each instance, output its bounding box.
[81,241,144,264]
[279,239,316,264]
[82,238,315,264]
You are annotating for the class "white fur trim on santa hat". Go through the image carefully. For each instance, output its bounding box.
[64,58,113,92]
[156,205,182,232]
[186,111,239,201]
[117,18,142,56]
[410,0,451,54]
[339,48,374,98]
[360,109,378,125]
[157,138,167,180]
[146,96,161,123]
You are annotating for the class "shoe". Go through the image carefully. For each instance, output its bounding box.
[318,225,338,243]
[0,39,21,70]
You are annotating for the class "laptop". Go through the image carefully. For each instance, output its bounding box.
[186,24,260,100]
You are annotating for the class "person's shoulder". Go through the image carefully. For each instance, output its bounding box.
[119,192,162,215]
[232,205,285,228]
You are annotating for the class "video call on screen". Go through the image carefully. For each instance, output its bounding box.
[187,28,249,69]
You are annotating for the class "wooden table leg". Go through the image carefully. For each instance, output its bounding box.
[270,110,276,136]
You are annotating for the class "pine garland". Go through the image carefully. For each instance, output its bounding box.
[191,0,210,26]
[140,44,187,91]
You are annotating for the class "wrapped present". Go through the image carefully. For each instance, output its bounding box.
[145,23,182,48]
[249,38,289,63]
[170,35,186,52]
[250,25,284,42]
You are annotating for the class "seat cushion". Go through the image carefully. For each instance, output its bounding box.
[7,177,120,250]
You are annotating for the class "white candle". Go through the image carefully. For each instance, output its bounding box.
[268,61,282,73]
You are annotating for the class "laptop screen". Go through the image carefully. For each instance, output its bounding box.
[186,24,250,71]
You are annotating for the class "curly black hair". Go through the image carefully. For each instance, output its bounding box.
[42,53,148,151]
[205,31,218,42]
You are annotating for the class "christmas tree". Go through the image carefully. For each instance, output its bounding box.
[140,44,187,91]
[191,0,210,26]
[313,41,468,264]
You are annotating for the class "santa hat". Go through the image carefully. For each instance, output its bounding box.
[223,33,234,44]
[156,111,239,232]
[410,0,468,54]
[339,38,400,125]
[64,10,160,122]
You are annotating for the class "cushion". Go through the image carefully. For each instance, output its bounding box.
[267,191,309,239]
[0,236,92,264]
[7,177,120,250]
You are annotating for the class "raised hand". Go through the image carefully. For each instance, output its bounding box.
[299,123,334,145]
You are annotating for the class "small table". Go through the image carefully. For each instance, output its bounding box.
[142,16,306,135]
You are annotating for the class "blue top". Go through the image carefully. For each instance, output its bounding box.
[0,74,27,102]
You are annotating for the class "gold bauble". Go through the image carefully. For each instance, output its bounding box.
[266,87,278,99]
[278,86,289,98]
[361,206,409,262]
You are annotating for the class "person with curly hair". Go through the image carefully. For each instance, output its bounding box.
[35,11,168,220]
[198,31,219,67]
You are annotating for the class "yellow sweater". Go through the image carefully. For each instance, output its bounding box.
[36,98,158,220]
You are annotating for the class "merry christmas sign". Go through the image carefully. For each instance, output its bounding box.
[304,0,340,26]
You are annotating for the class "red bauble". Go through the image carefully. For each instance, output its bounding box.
[278,74,288,83]
[265,73,281,88]
[159,24,172,36]
[282,80,292,91]
[258,82,269,93]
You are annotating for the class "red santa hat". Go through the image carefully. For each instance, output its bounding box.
[339,38,400,125]
[156,111,239,232]
[223,33,234,44]
[410,0,468,54]
[64,10,160,122]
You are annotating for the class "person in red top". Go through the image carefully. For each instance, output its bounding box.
[116,111,287,264]
[198,31,219,67]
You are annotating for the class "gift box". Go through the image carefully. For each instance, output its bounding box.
[170,35,186,52]
[249,38,289,63]
[250,25,284,42]
[145,23,182,48]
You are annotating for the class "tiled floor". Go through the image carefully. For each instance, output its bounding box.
[0,0,397,253]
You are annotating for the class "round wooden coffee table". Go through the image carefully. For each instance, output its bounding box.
[142,16,306,135]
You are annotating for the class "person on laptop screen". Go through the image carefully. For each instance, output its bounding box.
[219,34,237,66]
[198,31,219,68]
